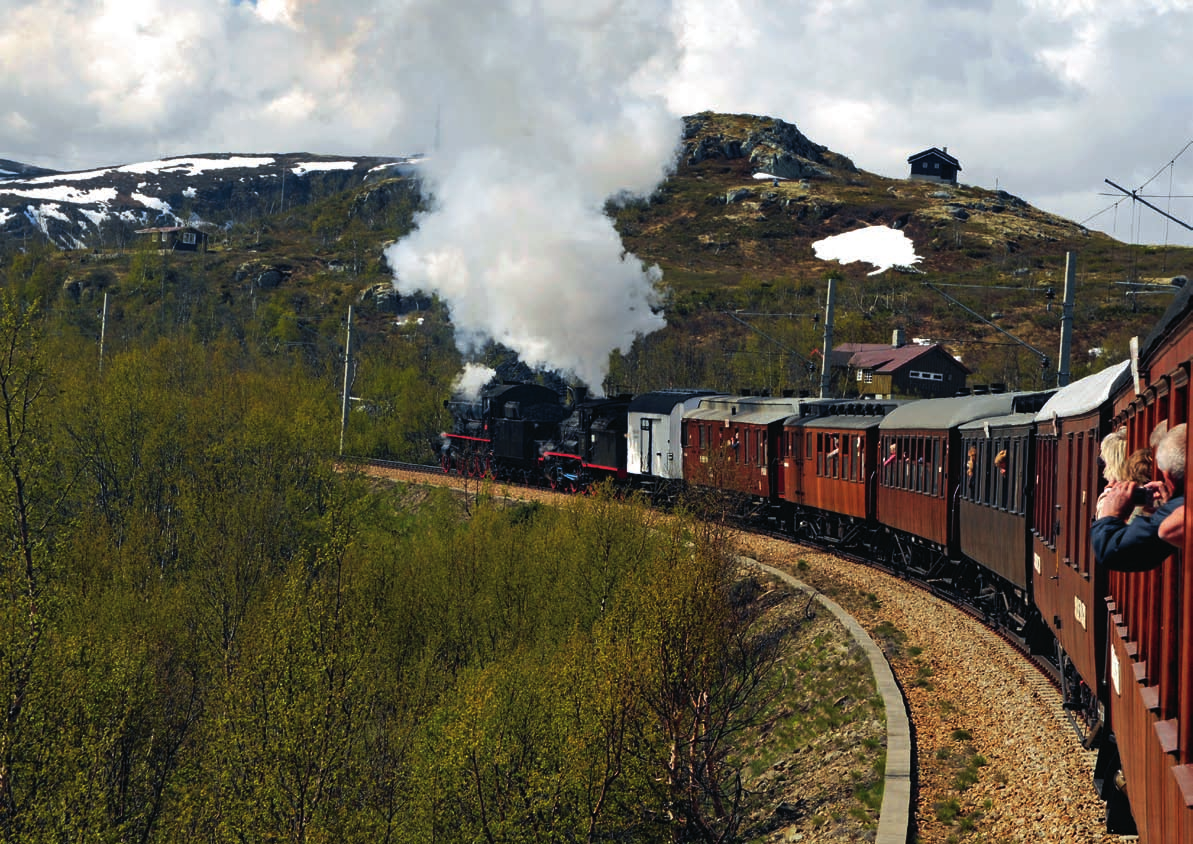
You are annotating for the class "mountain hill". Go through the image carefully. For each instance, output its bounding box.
[0,152,423,249]
[606,112,1190,392]
[0,112,1187,395]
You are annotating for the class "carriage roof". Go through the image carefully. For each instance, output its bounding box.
[1033,360,1130,422]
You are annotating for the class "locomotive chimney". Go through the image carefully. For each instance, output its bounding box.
[570,385,588,406]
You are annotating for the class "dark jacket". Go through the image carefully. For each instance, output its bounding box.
[1091,496,1184,572]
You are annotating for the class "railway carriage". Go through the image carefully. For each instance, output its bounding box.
[957,389,1054,634]
[1102,282,1193,842]
[1028,361,1130,764]
[626,390,719,493]
[682,395,803,503]
[780,400,900,547]
[876,393,1037,579]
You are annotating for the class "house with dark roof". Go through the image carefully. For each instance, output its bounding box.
[134,225,209,252]
[833,332,969,398]
[907,147,961,184]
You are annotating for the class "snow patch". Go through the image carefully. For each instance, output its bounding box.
[812,225,922,276]
[132,192,171,212]
[291,160,357,176]
[0,184,118,204]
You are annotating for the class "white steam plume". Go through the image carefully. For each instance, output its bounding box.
[452,362,497,402]
[385,0,680,393]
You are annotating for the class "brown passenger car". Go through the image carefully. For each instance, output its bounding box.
[682,395,803,501]
[876,393,1036,574]
[957,391,1054,633]
[1031,362,1129,741]
[1102,282,1193,842]
[780,401,899,543]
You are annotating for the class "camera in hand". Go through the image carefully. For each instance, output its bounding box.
[1131,486,1155,506]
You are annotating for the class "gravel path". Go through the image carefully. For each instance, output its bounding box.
[734,533,1128,844]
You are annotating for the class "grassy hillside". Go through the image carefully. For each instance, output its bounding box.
[2,111,1189,458]
[607,112,1191,395]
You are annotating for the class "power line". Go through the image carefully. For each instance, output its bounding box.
[1136,138,1193,193]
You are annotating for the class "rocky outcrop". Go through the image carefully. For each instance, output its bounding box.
[233,261,291,290]
[682,112,855,179]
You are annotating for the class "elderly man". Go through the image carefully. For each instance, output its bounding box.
[1092,423,1185,572]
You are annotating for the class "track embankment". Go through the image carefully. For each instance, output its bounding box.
[356,463,1127,843]
[735,532,1127,844]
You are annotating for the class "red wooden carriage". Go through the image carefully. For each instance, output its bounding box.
[876,393,1034,577]
[1103,285,1193,842]
[681,395,803,501]
[1030,363,1130,761]
[780,401,899,545]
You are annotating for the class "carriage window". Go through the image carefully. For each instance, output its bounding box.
[1012,440,1024,513]
[963,439,975,501]
[1033,436,1057,548]
[932,438,941,496]
[996,441,1009,509]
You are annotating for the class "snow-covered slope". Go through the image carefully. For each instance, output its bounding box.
[0,152,423,249]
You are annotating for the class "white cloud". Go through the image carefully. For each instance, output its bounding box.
[0,0,1189,254]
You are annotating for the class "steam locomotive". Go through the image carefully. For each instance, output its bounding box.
[438,284,1193,841]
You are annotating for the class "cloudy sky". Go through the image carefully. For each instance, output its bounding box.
[2,0,1192,247]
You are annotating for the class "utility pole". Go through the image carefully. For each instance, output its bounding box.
[1057,252,1076,387]
[339,306,354,456]
[820,277,837,398]
[99,292,108,374]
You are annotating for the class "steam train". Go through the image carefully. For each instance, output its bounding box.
[438,285,1193,842]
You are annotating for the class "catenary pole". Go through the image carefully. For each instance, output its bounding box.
[339,306,353,456]
[1057,252,1076,387]
[820,277,836,398]
[99,292,108,374]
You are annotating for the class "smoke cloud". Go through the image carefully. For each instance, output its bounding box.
[384,0,680,393]
[452,362,497,402]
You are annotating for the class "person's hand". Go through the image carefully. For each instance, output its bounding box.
[1096,481,1136,521]
[1145,480,1170,507]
